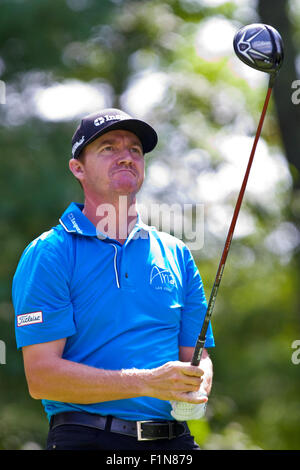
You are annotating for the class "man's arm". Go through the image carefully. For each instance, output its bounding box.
[22,339,208,405]
[179,346,213,396]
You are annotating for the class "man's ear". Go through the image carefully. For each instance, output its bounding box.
[69,158,85,182]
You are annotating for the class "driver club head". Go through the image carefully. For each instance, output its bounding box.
[233,23,284,76]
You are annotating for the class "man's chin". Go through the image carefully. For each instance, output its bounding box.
[112,187,139,197]
[111,179,143,196]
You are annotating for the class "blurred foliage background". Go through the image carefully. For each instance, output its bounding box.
[0,0,299,450]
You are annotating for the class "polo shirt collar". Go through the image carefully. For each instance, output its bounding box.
[59,202,152,240]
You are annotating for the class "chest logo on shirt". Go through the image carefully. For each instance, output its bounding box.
[150,266,176,292]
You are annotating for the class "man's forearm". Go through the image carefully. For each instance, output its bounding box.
[27,357,147,403]
[26,356,209,405]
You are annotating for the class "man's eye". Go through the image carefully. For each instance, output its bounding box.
[100,146,113,152]
[131,146,143,155]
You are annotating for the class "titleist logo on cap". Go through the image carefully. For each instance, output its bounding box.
[94,114,127,127]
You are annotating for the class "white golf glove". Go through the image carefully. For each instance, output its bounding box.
[170,391,208,421]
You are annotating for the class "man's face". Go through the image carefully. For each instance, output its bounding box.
[71,129,145,199]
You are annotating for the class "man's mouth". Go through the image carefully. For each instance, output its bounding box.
[112,167,136,176]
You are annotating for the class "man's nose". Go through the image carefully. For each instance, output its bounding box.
[117,148,134,165]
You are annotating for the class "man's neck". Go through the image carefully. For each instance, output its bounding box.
[82,194,138,244]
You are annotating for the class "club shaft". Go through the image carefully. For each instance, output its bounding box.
[191,83,274,366]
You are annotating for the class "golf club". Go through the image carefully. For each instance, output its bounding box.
[190,23,284,368]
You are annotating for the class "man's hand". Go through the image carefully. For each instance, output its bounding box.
[143,361,206,403]
[167,348,212,421]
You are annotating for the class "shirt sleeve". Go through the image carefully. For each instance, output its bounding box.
[179,246,215,348]
[12,233,76,349]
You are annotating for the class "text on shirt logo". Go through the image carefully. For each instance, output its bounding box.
[150,266,176,292]
[17,311,43,327]
[68,213,83,234]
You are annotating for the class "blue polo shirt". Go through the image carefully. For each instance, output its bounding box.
[12,202,214,421]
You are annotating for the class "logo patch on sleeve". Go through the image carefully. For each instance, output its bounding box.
[17,311,43,327]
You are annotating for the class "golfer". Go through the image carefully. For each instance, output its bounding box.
[12,108,215,450]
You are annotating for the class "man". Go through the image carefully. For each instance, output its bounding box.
[12,108,215,450]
